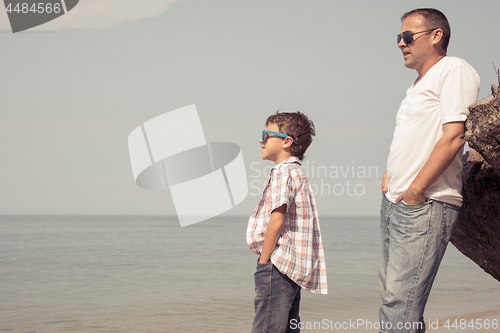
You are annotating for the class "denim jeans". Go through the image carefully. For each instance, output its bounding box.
[252,261,301,333]
[379,195,460,333]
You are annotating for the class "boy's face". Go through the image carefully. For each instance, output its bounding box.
[260,122,291,164]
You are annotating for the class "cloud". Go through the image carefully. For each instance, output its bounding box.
[0,0,181,31]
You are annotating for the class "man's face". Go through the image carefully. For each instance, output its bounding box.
[398,14,434,73]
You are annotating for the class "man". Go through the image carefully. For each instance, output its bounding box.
[380,8,480,333]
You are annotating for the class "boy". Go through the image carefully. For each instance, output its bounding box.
[247,111,327,333]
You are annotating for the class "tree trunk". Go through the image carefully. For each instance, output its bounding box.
[463,84,500,175]
[451,151,500,281]
[450,84,500,282]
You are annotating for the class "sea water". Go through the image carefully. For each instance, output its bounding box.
[1,215,499,332]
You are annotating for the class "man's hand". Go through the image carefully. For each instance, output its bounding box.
[382,171,388,193]
[395,185,425,205]
[395,122,466,206]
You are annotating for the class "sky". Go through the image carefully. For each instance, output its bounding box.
[1,0,499,218]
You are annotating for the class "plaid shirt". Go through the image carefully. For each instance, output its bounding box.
[247,157,327,294]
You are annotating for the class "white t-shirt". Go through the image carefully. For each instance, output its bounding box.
[386,56,480,206]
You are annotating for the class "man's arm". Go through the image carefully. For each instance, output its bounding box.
[396,121,466,205]
[258,204,286,263]
[382,171,388,193]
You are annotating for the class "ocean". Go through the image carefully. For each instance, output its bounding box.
[1,215,499,332]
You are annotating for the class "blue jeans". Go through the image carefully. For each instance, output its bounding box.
[379,195,459,333]
[252,261,301,333]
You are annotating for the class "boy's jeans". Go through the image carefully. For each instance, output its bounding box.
[379,195,460,333]
[252,261,301,333]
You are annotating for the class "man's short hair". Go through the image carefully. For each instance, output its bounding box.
[401,8,451,52]
[266,111,315,161]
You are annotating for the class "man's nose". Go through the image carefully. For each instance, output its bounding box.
[398,37,407,48]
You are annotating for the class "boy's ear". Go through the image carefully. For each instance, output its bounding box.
[282,137,294,149]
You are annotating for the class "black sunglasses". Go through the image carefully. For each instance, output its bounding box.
[397,28,437,44]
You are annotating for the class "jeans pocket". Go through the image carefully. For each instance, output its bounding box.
[280,272,300,296]
[441,203,460,244]
[401,198,432,207]
[400,199,433,215]
[396,199,433,234]
[254,262,272,295]
[255,261,272,272]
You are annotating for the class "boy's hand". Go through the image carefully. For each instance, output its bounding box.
[259,205,286,263]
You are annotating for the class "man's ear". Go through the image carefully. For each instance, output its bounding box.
[431,28,444,48]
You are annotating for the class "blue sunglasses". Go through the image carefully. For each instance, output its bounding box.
[261,130,299,145]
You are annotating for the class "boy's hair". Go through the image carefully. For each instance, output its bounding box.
[266,111,315,160]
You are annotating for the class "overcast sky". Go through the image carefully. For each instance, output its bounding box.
[1,0,499,218]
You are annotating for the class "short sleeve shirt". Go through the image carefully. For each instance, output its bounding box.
[386,56,480,206]
[246,157,327,295]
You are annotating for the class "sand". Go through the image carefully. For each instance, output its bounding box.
[428,310,500,333]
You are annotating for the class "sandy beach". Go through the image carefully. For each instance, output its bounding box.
[428,310,500,333]
[2,216,499,333]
